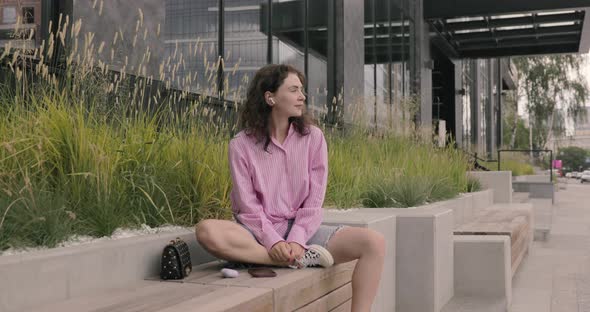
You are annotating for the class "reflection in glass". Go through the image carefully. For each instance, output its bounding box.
[365,0,411,128]
[462,61,473,151]
[223,0,268,101]
[271,0,304,71]
[165,0,218,95]
[0,1,42,50]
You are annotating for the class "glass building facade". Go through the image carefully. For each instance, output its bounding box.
[13,0,556,157]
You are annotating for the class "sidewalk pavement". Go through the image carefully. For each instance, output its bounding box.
[511,179,590,312]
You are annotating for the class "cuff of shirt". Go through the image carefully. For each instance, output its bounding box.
[262,229,286,252]
[286,224,309,249]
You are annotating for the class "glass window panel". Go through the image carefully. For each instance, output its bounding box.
[272,0,304,68]
[2,7,17,24]
[0,4,42,50]
[223,0,268,101]
[306,0,328,120]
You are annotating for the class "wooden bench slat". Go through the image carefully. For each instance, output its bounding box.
[178,261,356,312]
[155,286,273,312]
[294,282,352,312]
[329,299,352,312]
[32,280,272,312]
[454,204,533,277]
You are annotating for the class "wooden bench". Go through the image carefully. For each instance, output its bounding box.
[454,204,533,277]
[32,260,356,312]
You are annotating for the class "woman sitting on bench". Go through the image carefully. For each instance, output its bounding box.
[196,64,385,312]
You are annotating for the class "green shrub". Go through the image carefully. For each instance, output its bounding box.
[0,18,471,251]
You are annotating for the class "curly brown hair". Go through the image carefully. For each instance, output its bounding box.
[238,64,314,152]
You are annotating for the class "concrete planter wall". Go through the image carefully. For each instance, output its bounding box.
[468,171,512,203]
[0,230,214,312]
[0,189,495,312]
[358,189,493,312]
[362,206,453,312]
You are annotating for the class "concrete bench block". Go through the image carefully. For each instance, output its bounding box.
[441,295,507,312]
[512,181,554,203]
[453,235,511,309]
[528,183,554,201]
[530,198,552,240]
[512,192,529,203]
[361,206,453,312]
[323,211,396,312]
[456,203,533,277]
[0,230,214,312]
[468,171,513,203]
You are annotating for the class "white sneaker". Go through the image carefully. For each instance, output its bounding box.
[295,245,334,268]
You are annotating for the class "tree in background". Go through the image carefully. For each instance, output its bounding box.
[502,115,530,149]
[558,146,589,172]
[513,55,589,150]
[502,82,530,149]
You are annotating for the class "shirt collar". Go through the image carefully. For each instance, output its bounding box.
[270,122,296,150]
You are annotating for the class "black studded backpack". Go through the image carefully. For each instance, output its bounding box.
[160,237,192,280]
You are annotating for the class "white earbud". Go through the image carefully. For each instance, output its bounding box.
[270,98,275,105]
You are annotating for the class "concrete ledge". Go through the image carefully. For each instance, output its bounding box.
[323,211,396,312]
[0,230,215,312]
[468,171,513,203]
[512,181,554,203]
[435,190,494,228]
[453,235,511,309]
[361,206,453,312]
[441,296,507,312]
[514,175,551,183]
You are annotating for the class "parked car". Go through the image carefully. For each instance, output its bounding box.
[581,171,590,183]
[566,172,573,178]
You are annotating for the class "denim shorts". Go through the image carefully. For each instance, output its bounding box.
[235,217,345,249]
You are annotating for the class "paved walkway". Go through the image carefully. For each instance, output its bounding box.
[511,179,590,312]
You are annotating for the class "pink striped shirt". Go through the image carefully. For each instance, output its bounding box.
[228,123,328,251]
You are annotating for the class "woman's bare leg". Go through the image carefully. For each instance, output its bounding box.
[195,219,289,266]
[326,227,386,312]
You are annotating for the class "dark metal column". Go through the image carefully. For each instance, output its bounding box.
[497,59,503,150]
[217,0,225,99]
[304,0,309,106]
[266,0,272,64]
[326,0,337,125]
[471,60,480,148]
[487,59,494,158]
[372,0,377,127]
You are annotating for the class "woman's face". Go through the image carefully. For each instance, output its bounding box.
[269,73,306,118]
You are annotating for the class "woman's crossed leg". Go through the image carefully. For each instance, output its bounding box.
[195,220,386,312]
[195,219,290,266]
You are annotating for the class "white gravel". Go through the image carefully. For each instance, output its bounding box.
[0,224,191,257]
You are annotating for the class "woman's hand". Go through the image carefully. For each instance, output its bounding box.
[269,241,292,263]
[288,242,306,261]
